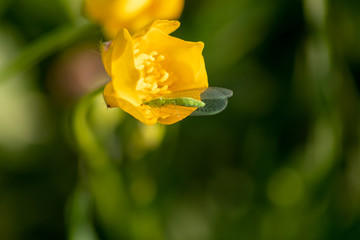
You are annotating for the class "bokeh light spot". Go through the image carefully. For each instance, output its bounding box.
[267,167,305,207]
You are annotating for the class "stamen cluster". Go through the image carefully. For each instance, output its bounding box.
[135,49,171,101]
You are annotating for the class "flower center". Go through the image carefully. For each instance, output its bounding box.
[134,49,171,101]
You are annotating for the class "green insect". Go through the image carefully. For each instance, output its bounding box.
[143,87,233,116]
[143,97,205,108]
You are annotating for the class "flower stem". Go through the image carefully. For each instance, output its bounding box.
[71,86,131,239]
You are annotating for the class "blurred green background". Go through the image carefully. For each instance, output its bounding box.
[1,0,360,239]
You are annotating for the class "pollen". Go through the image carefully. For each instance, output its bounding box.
[134,49,171,100]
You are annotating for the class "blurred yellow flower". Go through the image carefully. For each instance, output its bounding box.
[102,20,208,125]
[84,0,185,38]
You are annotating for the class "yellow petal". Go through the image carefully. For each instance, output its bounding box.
[104,82,157,125]
[158,115,185,125]
[137,28,208,92]
[103,82,118,108]
[100,41,113,75]
[132,19,180,40]
[110,29,141,106]
[115,0,152,20]
[157,106,197,125]
[85,0,184,38]
[130,1,184,33]
[103,29,159,125]
[149,0,184,20]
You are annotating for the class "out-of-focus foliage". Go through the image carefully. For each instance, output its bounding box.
[0,0,360,240]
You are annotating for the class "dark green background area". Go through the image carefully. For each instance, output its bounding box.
[1,0,360,239]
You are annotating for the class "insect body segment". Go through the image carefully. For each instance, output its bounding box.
[143,97,205,108]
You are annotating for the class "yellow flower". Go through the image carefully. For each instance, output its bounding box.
[102,20,208,125]
[84,0,185,38]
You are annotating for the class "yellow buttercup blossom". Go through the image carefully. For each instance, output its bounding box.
[102,20,208,125]
[84,0,185,38]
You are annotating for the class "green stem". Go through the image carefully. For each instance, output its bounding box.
[72,86,107,168]
[71,86,131,239]
[66,184,99,240]
[0,19,94,82]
